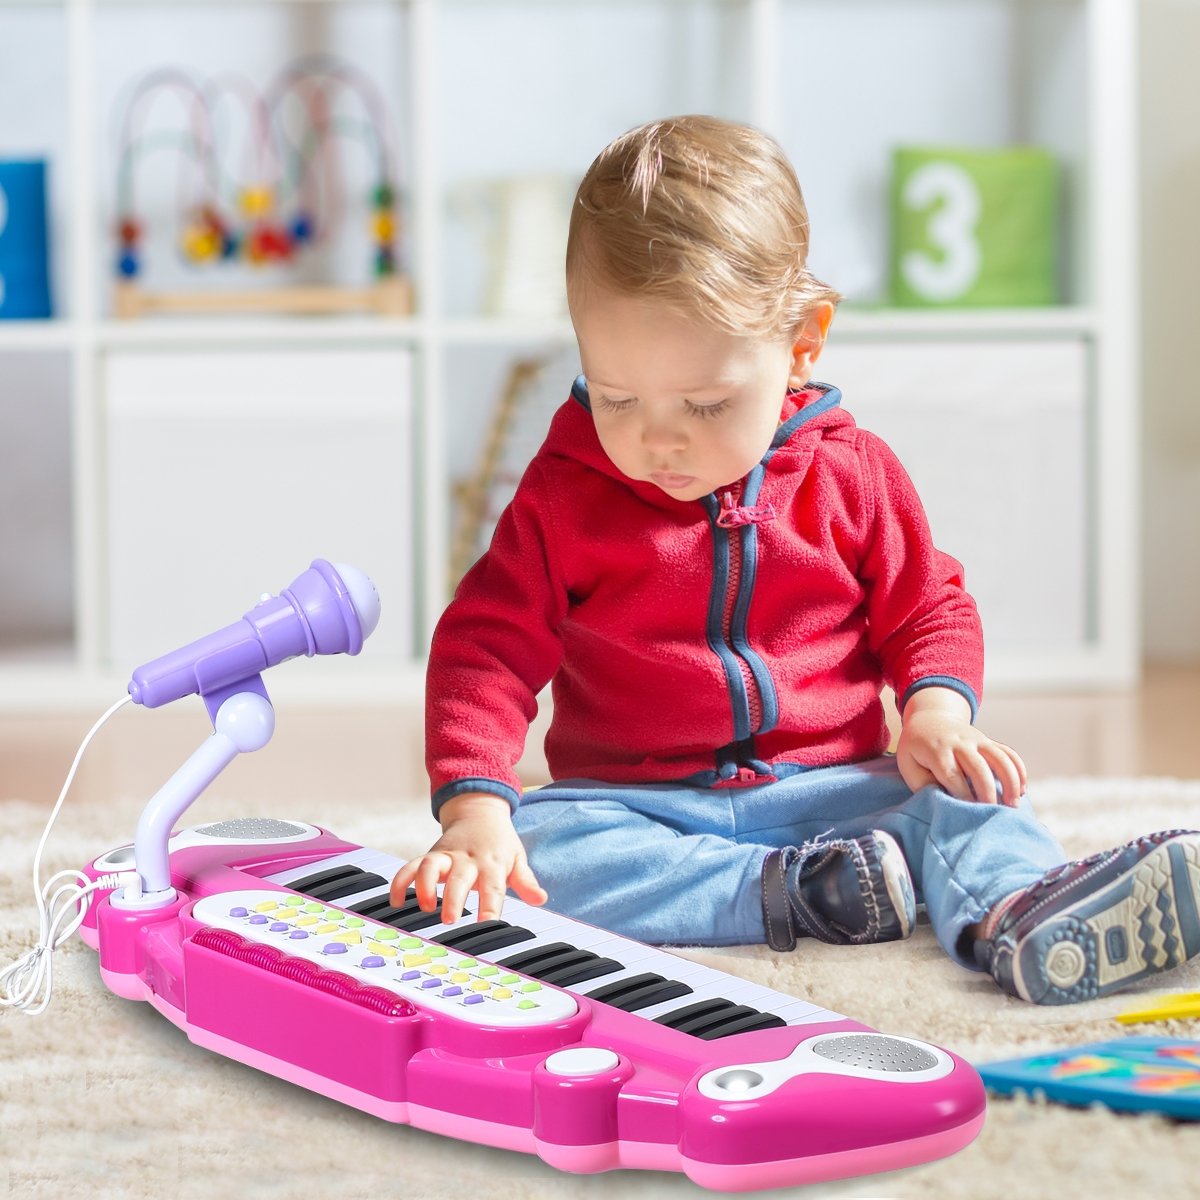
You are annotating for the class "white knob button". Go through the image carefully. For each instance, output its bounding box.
[544,1048,620,1077]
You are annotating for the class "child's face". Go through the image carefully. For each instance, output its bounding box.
[574,289,824,502]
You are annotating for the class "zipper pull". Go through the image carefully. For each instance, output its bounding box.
[717,490,777,529]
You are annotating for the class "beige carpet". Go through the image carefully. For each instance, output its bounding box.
[4,778,1200,1200]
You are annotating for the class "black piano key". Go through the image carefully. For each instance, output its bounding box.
[584,972,693,1013]
[430,920,537,955]
[287,866,389,902]
[496,942,627,988]
[653,997,737,1032]
[694,1010,787,1040]
[346,888,473,931]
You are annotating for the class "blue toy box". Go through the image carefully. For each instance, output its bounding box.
[0,159,53,319]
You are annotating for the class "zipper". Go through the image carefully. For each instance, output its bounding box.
[718,487,764,734]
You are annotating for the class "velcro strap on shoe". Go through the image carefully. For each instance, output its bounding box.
[760,847,798,951]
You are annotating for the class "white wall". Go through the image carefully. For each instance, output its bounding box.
[1140,0,1200,662]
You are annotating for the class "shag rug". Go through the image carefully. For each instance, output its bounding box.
[3,778,1200,1200]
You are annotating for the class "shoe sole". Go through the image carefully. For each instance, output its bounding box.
[875,830,917,941]
[1010,835,1200,1004]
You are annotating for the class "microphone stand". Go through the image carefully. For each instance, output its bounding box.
[110,676,275,911]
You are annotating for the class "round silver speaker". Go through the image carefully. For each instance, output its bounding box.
[193,818,311,841]
[811,1034,939,1073]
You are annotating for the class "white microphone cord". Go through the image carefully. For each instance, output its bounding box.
[1,694,140,1016]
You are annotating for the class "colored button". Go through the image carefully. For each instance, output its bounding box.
[420,978,442,989]
[361,956,385,969]
[331,932,362,945]
[295,915,319,927]
[426,946,448,958]
[269,922,290,932]
[492,988,513,1000]
[455,959,477,969]
[303,902,323,913]
[400,970,422,981]
[399,938,423,950]
[344,918,365,928]
[248,915,269,925]
[442,986,463,997]
[450,972,470,984]
[464,994,485,1005]
[367,942,397,957]
[323,909,345,921]
[322,943,348,955]
[517,1000,538,1010]
[470,980,491,993]
[254,900,279,913]
[428,964,449,976]
[520,982,542,993]
[289,930,309,940]
[477,965,499,977]
[403,953,431,968]
[229,907,248,918]
[499,973,519,985]
[283,896,304,907]
[374,929,399,941]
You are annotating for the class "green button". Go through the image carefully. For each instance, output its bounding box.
[343,917,365,928]
[498,973,519,985]
[324,909,345,921]
[517,999,538,1009]
[477,965,498,977]
[520,981,542,993]
[426,945,448,958]
[399,937,424,950]
[455,958,477,969]
[303,902,324,913]
[374,929,399,941]
[283,896,304,907]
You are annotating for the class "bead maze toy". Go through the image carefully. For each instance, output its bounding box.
[111,56,409,318]
[6,560,986,1191]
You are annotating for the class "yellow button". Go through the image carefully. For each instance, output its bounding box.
[403,953,431,968]
[492,988,513,1000]
[254,900,279,913]
[470,980,491,992]
[295,915,319,927]
[367,941,397,957]
[314,923,339,935]
[428,964,449,975]
[450,972,470,983]
[331,931,363,945]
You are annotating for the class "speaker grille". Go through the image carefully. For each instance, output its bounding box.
[812,1034,938,1073]
[193,818,309,841]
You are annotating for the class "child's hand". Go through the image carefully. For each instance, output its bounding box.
[389,792,548,925]
[896,689,1027,806]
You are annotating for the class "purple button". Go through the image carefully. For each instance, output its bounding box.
[270,922,289,932]
[442,986,463,997]
[229,906,248,918]
[464,994,485,1005]
[360,955,385,968]
[289,930,309,940]
[322,942,348,955]
[248,914,269,925]
[400,970,422,981]
[420,978,442,989]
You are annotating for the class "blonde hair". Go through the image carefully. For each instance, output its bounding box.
[566,115,841,340]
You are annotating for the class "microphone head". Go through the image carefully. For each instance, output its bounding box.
[331,562,381,641]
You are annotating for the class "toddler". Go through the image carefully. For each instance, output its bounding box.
[392,115,1200,1005]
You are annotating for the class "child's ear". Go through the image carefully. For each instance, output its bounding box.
[787,301,835,389]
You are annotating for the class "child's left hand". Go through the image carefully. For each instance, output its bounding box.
[896,688,1027,806]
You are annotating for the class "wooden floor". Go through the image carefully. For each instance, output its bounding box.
[1,664,1196,814]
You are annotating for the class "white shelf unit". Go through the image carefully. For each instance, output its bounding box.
[0,0,1139,711]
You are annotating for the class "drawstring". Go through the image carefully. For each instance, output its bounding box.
[717,490,776,528]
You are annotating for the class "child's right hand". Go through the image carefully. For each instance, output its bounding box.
[389,792,548,925]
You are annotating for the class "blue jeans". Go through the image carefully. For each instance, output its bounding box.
[511,756,1066,969]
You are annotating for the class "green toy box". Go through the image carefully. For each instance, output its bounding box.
[889,145,1059,307]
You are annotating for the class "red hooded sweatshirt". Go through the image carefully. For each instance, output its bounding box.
[426,380,983,817]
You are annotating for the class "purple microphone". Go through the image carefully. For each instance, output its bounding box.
[127,559,381,709]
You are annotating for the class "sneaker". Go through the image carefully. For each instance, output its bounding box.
[761,830,917,951]
[977,829,1200,1004]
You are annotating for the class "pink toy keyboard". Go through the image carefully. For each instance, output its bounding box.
[78,816,985,1191]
